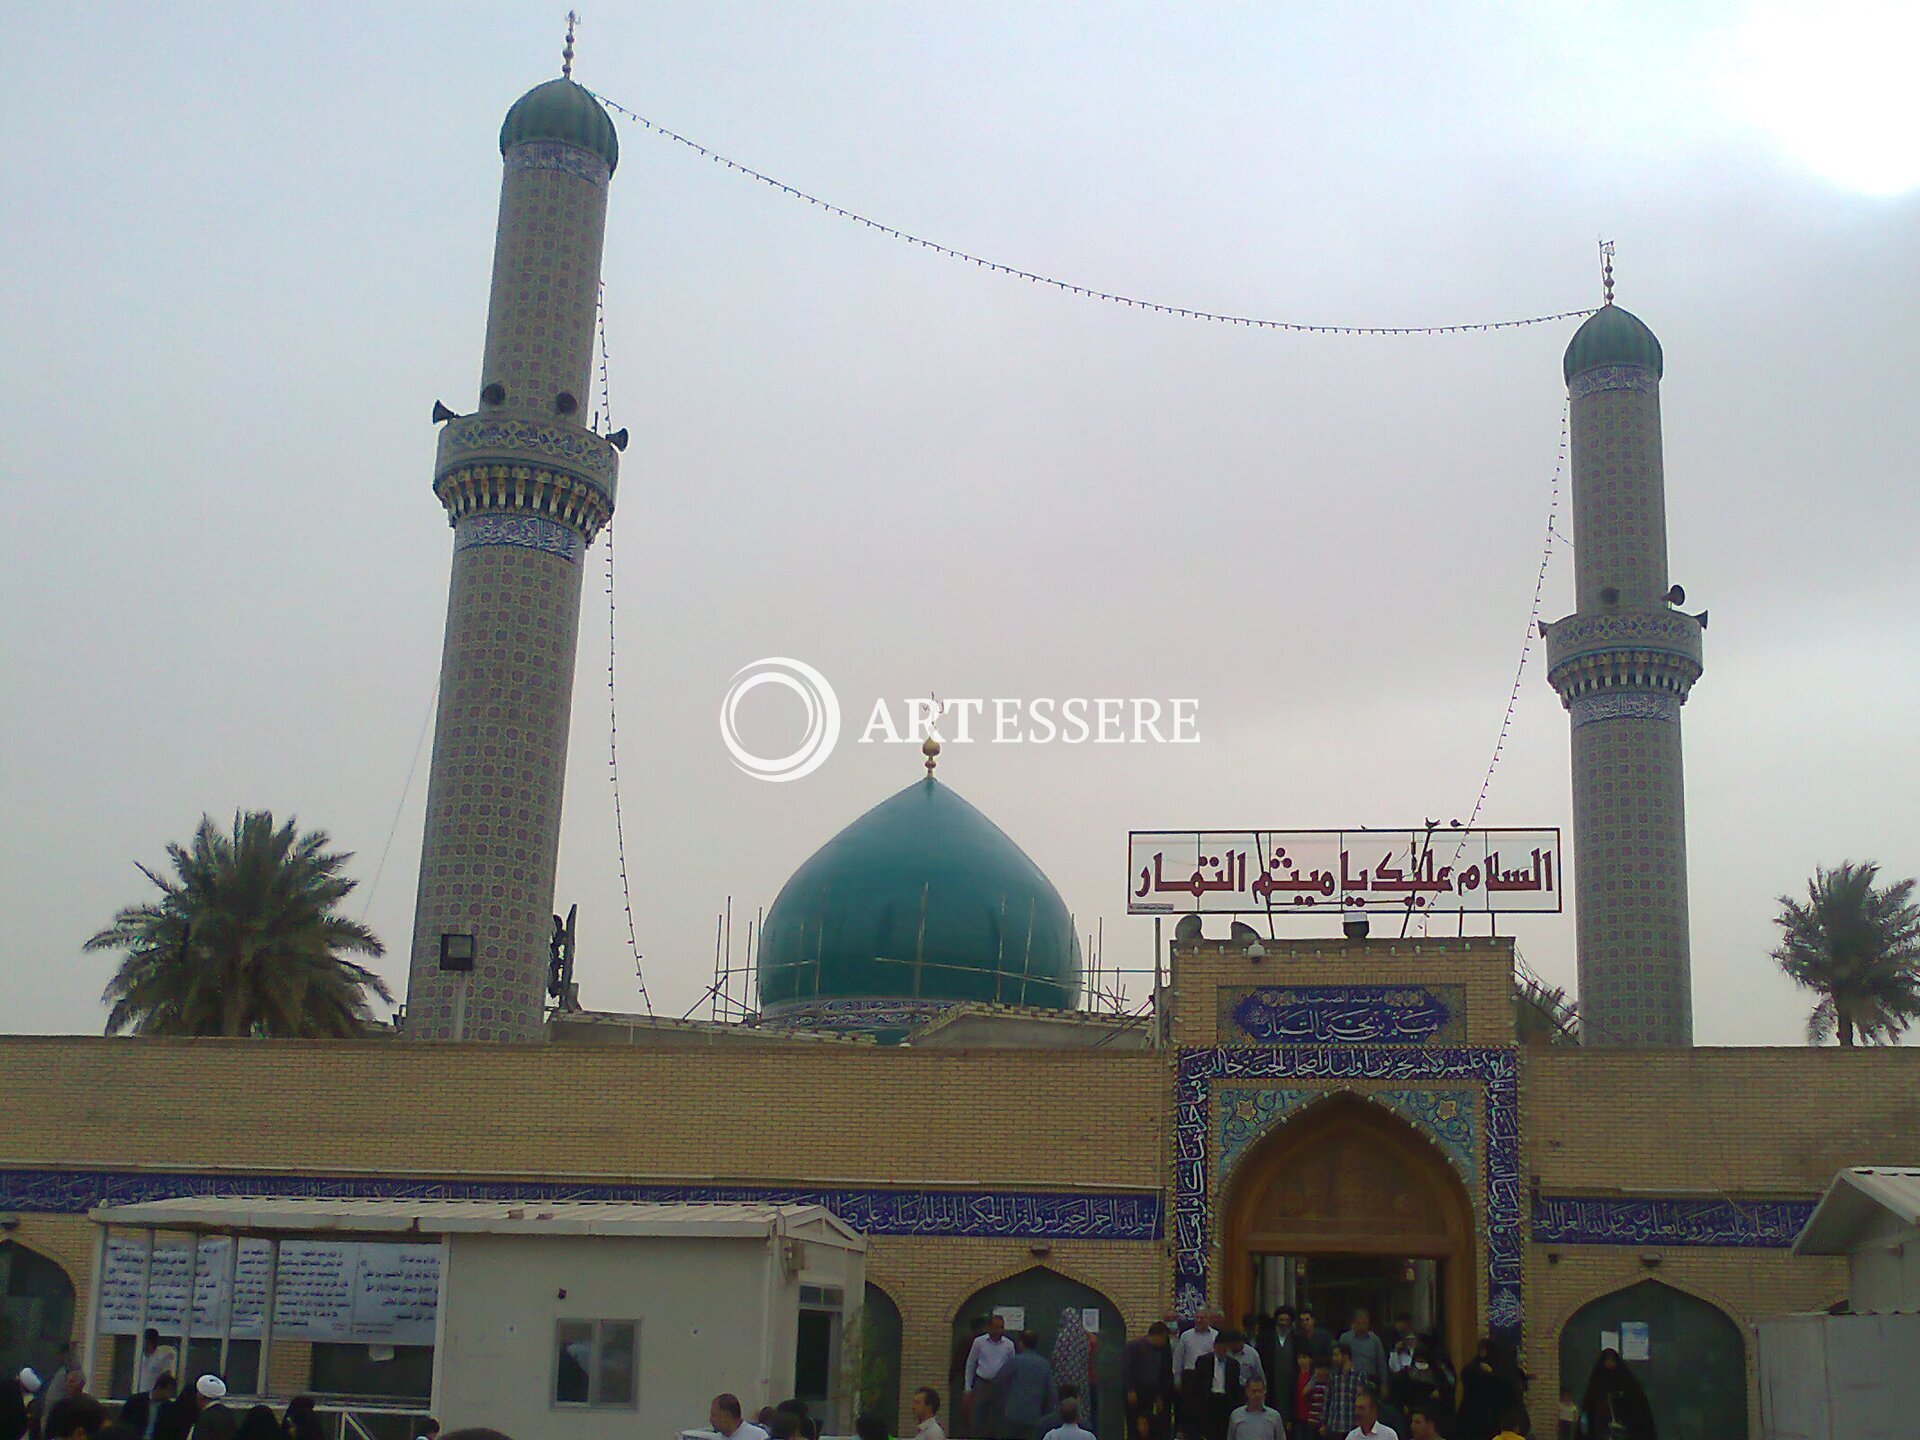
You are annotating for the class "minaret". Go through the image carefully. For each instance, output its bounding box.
[405,48,622,1042]
[1544,266,1704,1047]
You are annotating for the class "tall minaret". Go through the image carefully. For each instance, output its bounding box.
[1544,272,1704,1047]
[405,53,622,1042]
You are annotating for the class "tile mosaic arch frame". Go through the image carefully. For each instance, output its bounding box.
[1175,1045,1522,1343]
[1216,1084,1480,1188]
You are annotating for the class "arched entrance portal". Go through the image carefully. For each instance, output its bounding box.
[1222,1094,1477,1369]
[1559,1279,1746,1440]
[0,1241,76,1385]
[952,1267,1126,1440]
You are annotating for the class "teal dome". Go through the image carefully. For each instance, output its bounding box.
[499,78,619,172]
[1564,304,1663,383]
[757,778,1082,1027]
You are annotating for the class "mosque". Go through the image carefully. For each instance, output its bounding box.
[2,59,1917,1440]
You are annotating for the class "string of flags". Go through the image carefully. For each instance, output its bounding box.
[1423,400,1568,935]
[588,86,1580,975]
[596,283,654,1016]
[1468,401,1566,827]
[593,92,1597,337]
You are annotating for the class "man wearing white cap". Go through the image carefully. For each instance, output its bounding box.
[1,1369,39,1440]
[193,1376,238,1440]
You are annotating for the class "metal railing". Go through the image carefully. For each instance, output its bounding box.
[310,1401,432,1440]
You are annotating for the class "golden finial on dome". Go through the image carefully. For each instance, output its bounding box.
[923,692,945,775]
[563,9,580,79]
[1600,238,1616,306]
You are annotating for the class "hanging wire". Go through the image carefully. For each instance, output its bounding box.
[592,92,1596,337]
[592,280,613,432]
[358,685,438,921]
[1423,399,1568,935]
[1466,398,1566,831]
[598,286,654,1014]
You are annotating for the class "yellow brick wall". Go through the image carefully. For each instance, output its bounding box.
[0,1036,1173,1426]
[1166,938,1516,1048]
[1520,1047,1920,1437]
[7,1001,1920,1440]
[0,1036,1166,1187]
[1525,1046,1920,1191]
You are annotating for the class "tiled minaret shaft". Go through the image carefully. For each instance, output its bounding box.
[1545,304,1704,1047]
[405,80,621,1041]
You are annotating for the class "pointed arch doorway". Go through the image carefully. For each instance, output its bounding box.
[951,1268,1127,1440]
[1559,1279,1746,1440]
[1222,1094,1478,1368]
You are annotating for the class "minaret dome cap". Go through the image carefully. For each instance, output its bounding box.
[500,78,619,172]
[1563,303,1663,384]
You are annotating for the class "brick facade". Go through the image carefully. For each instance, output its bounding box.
[4,945,1918,1438]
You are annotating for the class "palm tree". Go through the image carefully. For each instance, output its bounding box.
[1771,861,1920,1047]
[86,811,392,1037]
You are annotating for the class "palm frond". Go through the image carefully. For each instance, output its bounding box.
[1771,861,1920,1046]
[87,810,394,1038]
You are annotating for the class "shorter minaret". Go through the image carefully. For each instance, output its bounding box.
[1544,256,1704,1047]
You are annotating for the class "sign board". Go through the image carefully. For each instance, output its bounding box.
[1620,1321,1650,1361]
[1127,828,1561,915]
[101,1236,440,1345]
[992,1306,1025,1331]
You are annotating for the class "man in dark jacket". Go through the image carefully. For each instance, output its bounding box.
[1122,1322,1176,1440]
[120,1374,179,1440]
[1181,1334,1242,1440]
[1266,1310,1298,1403]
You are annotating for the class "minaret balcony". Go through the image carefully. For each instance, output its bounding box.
[432,414,619,542]
[1543,609,1704,708]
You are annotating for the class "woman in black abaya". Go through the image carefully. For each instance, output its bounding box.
[1579,1349,1655,1440]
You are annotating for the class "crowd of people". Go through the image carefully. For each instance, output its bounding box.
[932,1305,1653,1440]
[5,1306,1655,1440]
[1,1330,448,1440]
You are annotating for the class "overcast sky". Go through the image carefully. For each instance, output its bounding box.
[4,3,1916,1044]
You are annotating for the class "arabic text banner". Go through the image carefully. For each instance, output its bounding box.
[99,1236,441,1345]
[1127,828,1561,915]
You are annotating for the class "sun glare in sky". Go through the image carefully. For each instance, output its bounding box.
[1725,2,1920,197]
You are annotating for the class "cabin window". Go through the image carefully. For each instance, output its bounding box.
[553,1318,638,1409]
